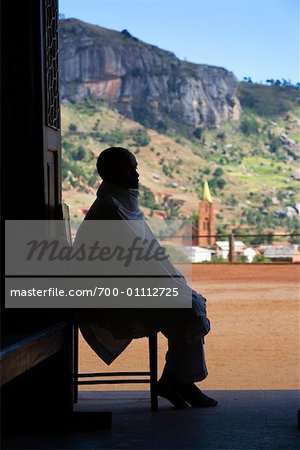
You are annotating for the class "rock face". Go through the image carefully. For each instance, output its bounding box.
[59,19,240,128]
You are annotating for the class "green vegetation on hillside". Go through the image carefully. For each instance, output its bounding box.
[61,83,300,234]
[239,82,299,118]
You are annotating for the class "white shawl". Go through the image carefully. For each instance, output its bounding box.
[75,182,209,364]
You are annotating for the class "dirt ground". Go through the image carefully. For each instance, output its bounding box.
[79,264,299,390]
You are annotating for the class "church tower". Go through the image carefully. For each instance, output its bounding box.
[198,180,216,247]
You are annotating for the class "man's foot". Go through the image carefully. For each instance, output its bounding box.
[157,379,189,409]
[176,383,218,408]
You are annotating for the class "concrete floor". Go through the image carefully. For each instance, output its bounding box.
[3,390,299,449]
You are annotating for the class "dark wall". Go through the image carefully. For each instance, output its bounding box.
[1,1,73,427]
[1,0,65,335]
[1,0,46,220]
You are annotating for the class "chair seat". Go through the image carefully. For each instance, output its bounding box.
[73,327,158,411]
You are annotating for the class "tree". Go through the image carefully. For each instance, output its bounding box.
[213,167,224,177]
[217,178,226,190]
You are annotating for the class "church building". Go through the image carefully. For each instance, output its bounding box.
[198,180,216,247]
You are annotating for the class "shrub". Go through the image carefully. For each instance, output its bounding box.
[269,136,282,154]
[140,187,160,209]
[62,160,72,179]
[219,157,228,165]
[132,129,151,146]
[210,256,226,263]
[101,128,125,146]
[253,255,271,263]
[289,235,300,244]
[156,121,167,133]
[193,127,203,140]
[217,178,226,189]
[162,164,174,176]
[239,90,256,108]
[71,145,85,161]
[213,167,224,177]
[228,195,238,207]
[62,140,73,151]
[63,161,87,183]
[69,123,77,132]
[93,119,100,131]
[240,117,259,135]
[88,173,98,187]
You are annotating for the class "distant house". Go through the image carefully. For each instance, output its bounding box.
[263,245,300,262]
[181,246,214,263]
[215,240,246,260]
[243,247,257,263]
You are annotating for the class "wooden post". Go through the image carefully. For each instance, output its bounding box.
[149,334,158,412]
[229,233,235,262]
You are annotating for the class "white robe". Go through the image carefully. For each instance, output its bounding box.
[74,181,210,381]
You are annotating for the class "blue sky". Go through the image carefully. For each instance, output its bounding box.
[59,0,299,84]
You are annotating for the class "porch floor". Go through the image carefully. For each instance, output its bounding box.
[3,390,299,449]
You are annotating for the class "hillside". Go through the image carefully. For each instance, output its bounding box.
[61,81,300,239]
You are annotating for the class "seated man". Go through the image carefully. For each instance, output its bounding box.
[76,146,218,409]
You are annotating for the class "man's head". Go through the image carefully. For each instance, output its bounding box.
[97,147,139,189]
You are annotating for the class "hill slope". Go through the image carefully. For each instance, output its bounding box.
[61,82,300,238]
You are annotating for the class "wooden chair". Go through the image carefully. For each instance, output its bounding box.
[63,204,159,412]
[72,326,158,411]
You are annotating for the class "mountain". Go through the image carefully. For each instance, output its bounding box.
[59,18,240,129]
[59,19,300,240]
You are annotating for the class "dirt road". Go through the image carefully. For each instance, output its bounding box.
[79,264,299,390]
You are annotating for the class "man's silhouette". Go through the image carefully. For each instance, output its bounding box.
[76,146,218,408]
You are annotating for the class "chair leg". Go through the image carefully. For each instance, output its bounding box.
[73,325,79,404]
[148,334,158,412]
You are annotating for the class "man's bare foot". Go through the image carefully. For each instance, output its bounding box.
[176,383,218,408]
[157,378,189,409]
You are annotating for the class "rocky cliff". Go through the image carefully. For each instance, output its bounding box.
[59,18,240,129]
